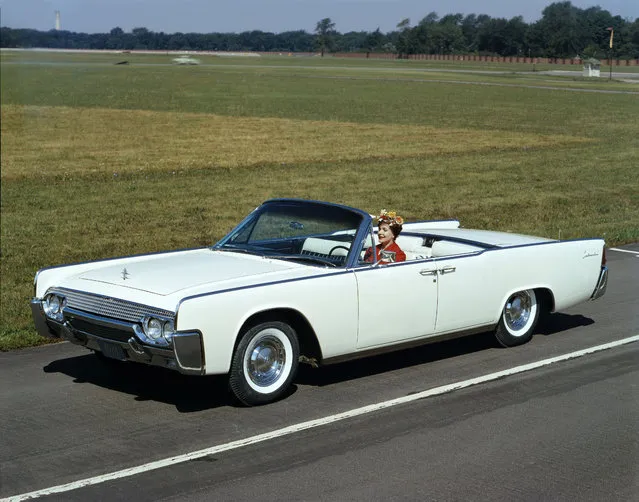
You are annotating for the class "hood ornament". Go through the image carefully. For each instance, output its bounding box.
[121,268,130,280]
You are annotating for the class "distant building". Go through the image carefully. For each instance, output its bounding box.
[583,58,601,77]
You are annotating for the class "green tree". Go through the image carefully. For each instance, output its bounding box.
[503,16,527,56]
[365,27,385,52]
[277,30,315,52]
[0,8,637,57]
[335,31,369,52]
[132,27,152,49]
[315,18,336,56]
[626,18,639,58]
[395,18,413,57]
[412,13,437,54]
[581,6,616,52]
[438,14,466,54]
[536,1,581,57]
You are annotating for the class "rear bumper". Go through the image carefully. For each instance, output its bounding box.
[31,299,204,375]
[590,266,608,301]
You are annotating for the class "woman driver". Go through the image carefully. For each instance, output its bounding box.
[364,209,406,264]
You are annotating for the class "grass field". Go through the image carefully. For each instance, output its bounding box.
[1,51,638,350]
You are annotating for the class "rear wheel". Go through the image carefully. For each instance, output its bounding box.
[229,321,299,406]
[494,289,539,347]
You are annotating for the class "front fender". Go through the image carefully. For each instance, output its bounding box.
[176,272,358,374]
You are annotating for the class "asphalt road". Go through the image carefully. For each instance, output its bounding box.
[541,69,639,80]
[1,244,638,501]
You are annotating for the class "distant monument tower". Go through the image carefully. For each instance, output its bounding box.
[55,10,61,30]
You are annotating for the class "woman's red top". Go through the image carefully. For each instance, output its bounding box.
[364,242,406,264]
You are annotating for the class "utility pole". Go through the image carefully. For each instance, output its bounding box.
[606,27,614,81]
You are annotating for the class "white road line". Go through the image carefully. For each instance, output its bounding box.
[4,334,639,502]
[609,248,639,255]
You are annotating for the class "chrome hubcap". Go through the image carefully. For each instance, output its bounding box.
[246,335,286,387]
[505,291,532,332]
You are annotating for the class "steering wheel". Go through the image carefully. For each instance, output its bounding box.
[328,245,350,257]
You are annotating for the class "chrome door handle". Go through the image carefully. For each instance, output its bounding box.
[420,269,437,276]
[440,266,456,274]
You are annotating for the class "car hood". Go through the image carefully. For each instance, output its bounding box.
[75,249,310,296]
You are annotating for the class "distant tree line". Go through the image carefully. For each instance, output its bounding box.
[2,2,638,59]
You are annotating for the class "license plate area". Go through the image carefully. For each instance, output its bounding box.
[98,340,127,361]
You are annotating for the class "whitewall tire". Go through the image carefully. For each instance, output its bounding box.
[229,321,300,406]
[494,289,539,347]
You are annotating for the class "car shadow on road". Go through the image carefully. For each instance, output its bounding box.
[41,312,593,408]
[296,312,595,388]
[43,354,231,412]
[536,312,594,336]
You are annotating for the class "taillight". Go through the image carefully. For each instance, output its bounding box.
[602,247,607,266]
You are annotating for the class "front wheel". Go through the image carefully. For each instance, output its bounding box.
[229,321,300,406]
[494,289,539,347]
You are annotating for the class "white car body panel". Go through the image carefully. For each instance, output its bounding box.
[36,249,324,312]
[354,262,438,349]
[76,250,299,296]
[177,271,358,373]
[424,228,554,247]
[402,220,460,232]
[433,241,603,334]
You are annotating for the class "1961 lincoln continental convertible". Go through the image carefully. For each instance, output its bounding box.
[32,199,608,405]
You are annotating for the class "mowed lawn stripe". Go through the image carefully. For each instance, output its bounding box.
[1,105,592,180]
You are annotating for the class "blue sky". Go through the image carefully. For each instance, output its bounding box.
[1,0,637,34]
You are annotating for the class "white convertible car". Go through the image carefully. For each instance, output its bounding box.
[32,199,608,405]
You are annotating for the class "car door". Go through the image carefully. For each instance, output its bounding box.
[354,259,439,349]
[433,252,496,334]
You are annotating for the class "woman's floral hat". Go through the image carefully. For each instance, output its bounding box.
[377,209,404,227]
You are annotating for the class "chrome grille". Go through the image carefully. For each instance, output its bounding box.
[49,288,175,322]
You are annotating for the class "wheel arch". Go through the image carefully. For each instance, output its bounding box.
[534,287,555,314]
[494,285,554,321]
[236,308,323,363]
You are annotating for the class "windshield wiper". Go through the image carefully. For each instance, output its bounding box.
[215,244,254,254]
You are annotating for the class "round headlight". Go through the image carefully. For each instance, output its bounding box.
[163,320,175,342]
[146,318,163,340]
[44,295,61,317]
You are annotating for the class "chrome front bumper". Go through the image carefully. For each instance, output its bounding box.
[31,299,204,375]
[590,265,608,301]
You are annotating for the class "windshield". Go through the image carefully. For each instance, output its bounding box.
[214,200,364,267]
